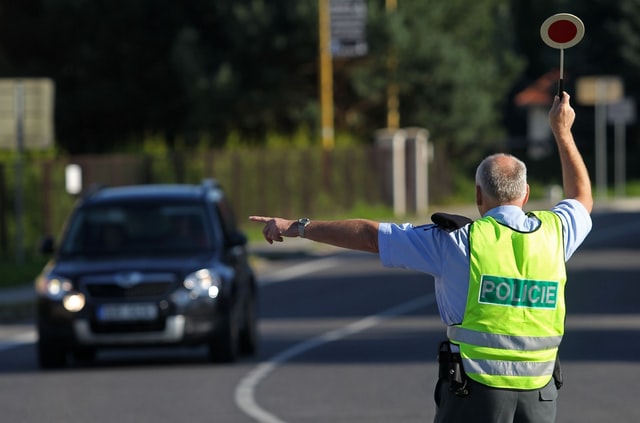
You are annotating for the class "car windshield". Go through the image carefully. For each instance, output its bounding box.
[58,202,214,258]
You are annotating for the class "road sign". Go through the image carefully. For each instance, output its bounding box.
[607,97,636,125]
[0,78,55,150]
[575,76,625,200]
[330,0,367,57]
[576,76,624,105]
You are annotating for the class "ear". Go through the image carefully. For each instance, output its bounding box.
[475,185,483,206]
[521,184,530,206]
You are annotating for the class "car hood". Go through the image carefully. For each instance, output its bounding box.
[48,253,220,279]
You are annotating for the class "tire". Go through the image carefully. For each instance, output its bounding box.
[238,293,258,356]
[37,338,68,369]
[208,308,239,363]
[72,347,97,364]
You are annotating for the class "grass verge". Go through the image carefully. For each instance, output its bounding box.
[0,257,48,289]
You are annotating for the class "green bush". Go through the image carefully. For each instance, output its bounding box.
[1,137,636,269]
[0,257,48,288]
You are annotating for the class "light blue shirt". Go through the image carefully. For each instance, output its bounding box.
[378,200,592,325]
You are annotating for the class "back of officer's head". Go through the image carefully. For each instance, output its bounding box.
[475,154,527,204]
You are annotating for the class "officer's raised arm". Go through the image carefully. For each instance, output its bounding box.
[549,92,593,213]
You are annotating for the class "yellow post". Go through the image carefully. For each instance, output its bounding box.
[319,0,335,150]
[386,0,399,129]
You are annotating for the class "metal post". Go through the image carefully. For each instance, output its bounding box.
[319,0,335,151]
[392,130,407,216]
[14,81,25,263]
[0,163,7,254]
[413,129,430,215]
[594,80,607,199]
[386,0,399,129]
[614,119,626,198]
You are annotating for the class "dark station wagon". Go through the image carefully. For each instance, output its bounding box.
[35,180,258,368]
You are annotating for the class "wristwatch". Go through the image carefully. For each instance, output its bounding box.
[297,218,311,238]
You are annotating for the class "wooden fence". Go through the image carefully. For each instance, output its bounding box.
[0,145,456,258]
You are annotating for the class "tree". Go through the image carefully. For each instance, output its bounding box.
[1,0,638,203]
[343,0,525,165]
[0,0,321,152]
[616,0,640,92]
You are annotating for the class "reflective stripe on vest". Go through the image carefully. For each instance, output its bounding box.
[447,326,563,351]
[462,356,556,378]
[449,211,566,390]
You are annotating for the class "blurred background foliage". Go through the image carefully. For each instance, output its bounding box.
[0,0,639,266]
[0,0,637,160]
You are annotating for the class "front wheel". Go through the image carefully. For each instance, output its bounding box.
[72,347,97,364]
[37,338,68,369]
[208,309,239,363]
[238,293,258,356]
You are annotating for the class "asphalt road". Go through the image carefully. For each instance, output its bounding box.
[0,209,639,422]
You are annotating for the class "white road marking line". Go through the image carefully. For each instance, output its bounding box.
[0,330,36,352]
[258,257,343,285]
[236,307,640,423]
[234,283,437,423]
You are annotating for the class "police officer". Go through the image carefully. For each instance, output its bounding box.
[249,92,592,423]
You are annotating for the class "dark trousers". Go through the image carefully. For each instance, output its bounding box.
[433,377,558,423]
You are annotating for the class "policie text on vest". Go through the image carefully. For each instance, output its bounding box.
[479,275,559,309]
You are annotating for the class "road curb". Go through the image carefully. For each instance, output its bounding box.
[0,300,35,324]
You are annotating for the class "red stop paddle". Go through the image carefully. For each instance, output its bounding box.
[540,13,585,97]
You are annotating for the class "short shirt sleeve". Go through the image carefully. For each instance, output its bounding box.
[378,221,472,324]
[551,199,593,260]
[378,222,471,278]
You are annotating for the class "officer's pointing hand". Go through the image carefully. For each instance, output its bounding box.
[249,216,296,244]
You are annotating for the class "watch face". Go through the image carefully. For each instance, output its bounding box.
[298,218,310,237]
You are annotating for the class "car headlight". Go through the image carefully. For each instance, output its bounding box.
[183,269,221,299]
[62,293,86,312]
[35,273,86,312]
[35,273,73,300]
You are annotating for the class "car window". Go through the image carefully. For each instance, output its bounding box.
[215,197,239,242]
[59,203,214,257]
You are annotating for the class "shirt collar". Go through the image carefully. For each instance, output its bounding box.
[484,205,541,232]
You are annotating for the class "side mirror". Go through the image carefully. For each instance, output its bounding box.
[39,236,55,254]
[228,231,247,247]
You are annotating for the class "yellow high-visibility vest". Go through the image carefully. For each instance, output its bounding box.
[448,211,566,390]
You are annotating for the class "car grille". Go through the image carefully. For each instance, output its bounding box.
[80,272,177,300]
[86,282,171,299]
[90,320,166,333]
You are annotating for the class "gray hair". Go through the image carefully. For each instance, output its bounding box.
[475,153,527,202]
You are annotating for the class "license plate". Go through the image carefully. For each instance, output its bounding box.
[97,303,158,322]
